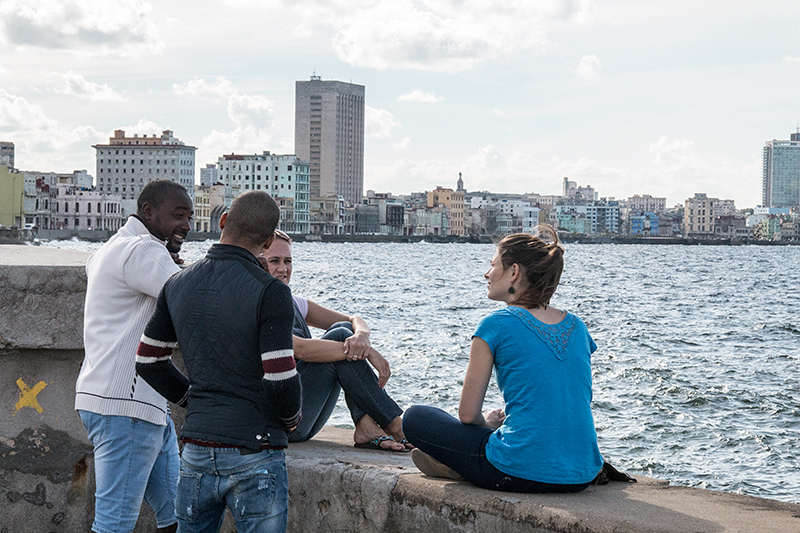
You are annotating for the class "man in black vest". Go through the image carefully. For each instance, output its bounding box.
[136,191,302,533]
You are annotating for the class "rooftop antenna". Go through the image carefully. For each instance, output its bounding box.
[311,68,321,81]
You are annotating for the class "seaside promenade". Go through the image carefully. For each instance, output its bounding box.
[2,244,799,532]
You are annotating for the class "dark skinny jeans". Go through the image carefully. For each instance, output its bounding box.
[289,322,403,442]
[403,405,590,493]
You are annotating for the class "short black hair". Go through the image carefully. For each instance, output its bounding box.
[137,180,188,214]
[223,191,280,248]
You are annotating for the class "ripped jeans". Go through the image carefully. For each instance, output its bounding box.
[175,443,288,533]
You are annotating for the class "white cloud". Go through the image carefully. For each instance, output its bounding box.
[392,137,411,150]
[493,109,507,117]
[398,89,445,103]
[784,56,800,67]
[0,90,102,172]
[366,106,401,138]
[171,76,276,158]
[649,135,695,165]
[52,71,125,102]
[283,0,594,72]
[0,0,163,58]
[173,77,237,102]
[574,55,601,85]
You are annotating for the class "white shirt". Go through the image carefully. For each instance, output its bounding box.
[75,216,181,425]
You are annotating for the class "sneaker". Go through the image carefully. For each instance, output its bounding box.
[411,449,465,481]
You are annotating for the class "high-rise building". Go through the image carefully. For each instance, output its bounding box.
[762,131,800,208]
[94,130,196,206]
[200,163,218,186]
[295,76,365,206]
[0,141,14,169]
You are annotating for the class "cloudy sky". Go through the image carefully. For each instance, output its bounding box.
[1,0,798,208]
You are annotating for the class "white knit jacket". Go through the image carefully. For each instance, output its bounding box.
[75,216,181,425]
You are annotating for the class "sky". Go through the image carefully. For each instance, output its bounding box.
[0,0,799,209]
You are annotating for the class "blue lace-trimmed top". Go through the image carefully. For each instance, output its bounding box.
[473,306,603,484]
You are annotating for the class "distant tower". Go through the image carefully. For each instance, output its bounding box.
[762,130,800,208]
[295,75,365,205]
[0,141,14,169]
[456,171,464,192]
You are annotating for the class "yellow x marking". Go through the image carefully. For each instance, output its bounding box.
[14,378,47,415]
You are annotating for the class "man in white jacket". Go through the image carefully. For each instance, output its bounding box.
[75,179,193,533]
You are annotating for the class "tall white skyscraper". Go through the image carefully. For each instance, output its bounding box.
[762,131,800,208]
[295,75,365,206]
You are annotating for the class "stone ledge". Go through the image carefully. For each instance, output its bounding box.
[287,427,800,533]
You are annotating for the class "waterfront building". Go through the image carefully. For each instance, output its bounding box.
[523,193,560,209]
[193,186,211,232]
[755,215,783,240]
[53,184,123,231]
[625,194,667,214]
[356,204,379,233]
[748,206,791,229]
[309,195,346,235]
[1,141,15,169]
[199,163,218,187]
[777,218,800,241]
[684,193,736,238]
[22,170,102,229]
[427,186,465,235]
[364,190,405,234]
[208,183,234,233]
[762,131,800,208]
[412,207,448,236]
[22,174,54,229]
[295,75,365,205]
[0,164,24,228]
[714,215,749,239]
[94,130,197,214]
[629,212,659,236]
[554,199,620,234]
[216,152,310,234]
[563,177,598,201]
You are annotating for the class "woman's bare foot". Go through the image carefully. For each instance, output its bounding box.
[385,416,414,450]
[354,415,406,451]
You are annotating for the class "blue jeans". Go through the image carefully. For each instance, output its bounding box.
[78,410,179,533]
[176,443,289,533]
[403,405,590,494]
[289,322,403,442]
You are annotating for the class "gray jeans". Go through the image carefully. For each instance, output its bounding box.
[289,322,403,442]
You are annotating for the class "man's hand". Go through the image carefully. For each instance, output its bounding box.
[343,331,371,361]
[366,348,390,388]
[170,252,184,265]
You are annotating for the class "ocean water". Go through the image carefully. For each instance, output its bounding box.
[36,238,800,503]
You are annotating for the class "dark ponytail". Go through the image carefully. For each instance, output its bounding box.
[496,225,564,308]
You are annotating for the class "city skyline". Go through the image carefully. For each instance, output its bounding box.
[1,1,799,208]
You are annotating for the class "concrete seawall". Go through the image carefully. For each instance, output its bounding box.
[2,244,799,532]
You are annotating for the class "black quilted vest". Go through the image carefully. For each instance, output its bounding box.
[164,244,290,449]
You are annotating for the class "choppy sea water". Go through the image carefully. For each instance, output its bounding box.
[37,239,800,503]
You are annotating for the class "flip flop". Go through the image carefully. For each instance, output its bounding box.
[354,435,408,452]
[397,438,415,450]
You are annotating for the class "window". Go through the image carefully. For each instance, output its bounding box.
[88,203,92,213]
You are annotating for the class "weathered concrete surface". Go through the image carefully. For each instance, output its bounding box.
[287,427,800,533]
[0,244,91,351]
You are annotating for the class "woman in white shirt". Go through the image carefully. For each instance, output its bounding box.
[260,230,410,452]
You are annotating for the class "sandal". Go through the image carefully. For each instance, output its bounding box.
[354,435,408,452]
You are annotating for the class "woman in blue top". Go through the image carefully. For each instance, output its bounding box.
[403,226,604,492]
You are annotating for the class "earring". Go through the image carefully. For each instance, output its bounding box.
[508,287,515,294]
